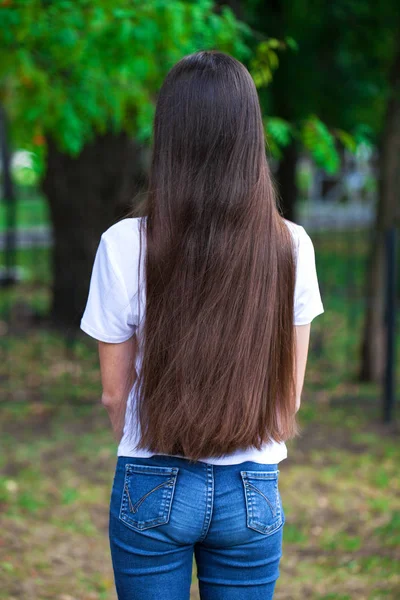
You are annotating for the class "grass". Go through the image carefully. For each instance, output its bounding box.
[0,297,399,599]
[279,403,400,599]
[0,194,49,232]
[0,230,399,599]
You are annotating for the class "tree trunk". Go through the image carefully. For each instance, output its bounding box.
[359,50,400,382]
[275,141,297,221]
[42,132,148,330]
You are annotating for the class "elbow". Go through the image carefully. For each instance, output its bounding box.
[101,381,134,408]
[101,392,123,408]
[295,396,301,413]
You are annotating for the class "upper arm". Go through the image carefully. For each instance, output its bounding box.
[293,227,324,326]
[292,226,324,411]
[98,335,138,404]
[80,232,138,343]
[80,228,140,403]
[294,323,311,411]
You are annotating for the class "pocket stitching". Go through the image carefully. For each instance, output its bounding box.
[119,465,179,532]
[240,471,283,536]
[245,480,277,517]
[120,476,174,530]
[125,478,176,514]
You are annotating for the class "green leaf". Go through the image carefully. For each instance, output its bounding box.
[301,115,340,174]
[250,37,287,89]
[285,36,298,52]
[0,0,251,155]
[263,117,293,158]
[267,38,280,49]
[335,128,357,152]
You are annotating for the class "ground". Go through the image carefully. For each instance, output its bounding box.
[1,225,399,599]
[0,324,399,600]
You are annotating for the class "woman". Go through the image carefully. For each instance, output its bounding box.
[80,50,324,600]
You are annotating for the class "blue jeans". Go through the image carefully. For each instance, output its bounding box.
[109,454,285,599]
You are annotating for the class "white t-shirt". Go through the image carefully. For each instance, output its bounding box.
[80,216,324,464]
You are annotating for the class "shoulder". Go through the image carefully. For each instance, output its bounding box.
[282,218,306,237]
[99,217,146,291]
[101,216,145,249]
[100,216,147,263]
[282,218,309,254]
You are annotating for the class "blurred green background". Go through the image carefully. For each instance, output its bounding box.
[0,1,399,599]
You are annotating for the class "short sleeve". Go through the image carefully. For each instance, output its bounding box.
[293,227,325,326]
[80,234,136,343]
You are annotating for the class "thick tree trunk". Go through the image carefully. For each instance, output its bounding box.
[359,50,400,382]
[42,132,148,329]
[275,141,297,221]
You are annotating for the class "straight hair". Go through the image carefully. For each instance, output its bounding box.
[124,50,298,463]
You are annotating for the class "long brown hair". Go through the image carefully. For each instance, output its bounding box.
[125,50,297,462]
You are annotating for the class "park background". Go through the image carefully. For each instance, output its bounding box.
[0,1,399,598]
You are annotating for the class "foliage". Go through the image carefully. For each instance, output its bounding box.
[301,115,340,174]
[244,0,400,177]
[262,102,375,172]
[263,116,294,158]
[250,36,297,88]
[10,150,41,186]
[263,114,354,174]
[250,37,358,174]
[1,1,392,180]
[247,0,400,131]
[0,0,251,162]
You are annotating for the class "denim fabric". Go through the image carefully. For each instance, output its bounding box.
[109,454,285,599]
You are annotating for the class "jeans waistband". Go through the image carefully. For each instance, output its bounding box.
[116,454,279,473]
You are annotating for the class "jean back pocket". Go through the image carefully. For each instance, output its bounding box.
[119,463,179,532]
[240,469,284,536]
